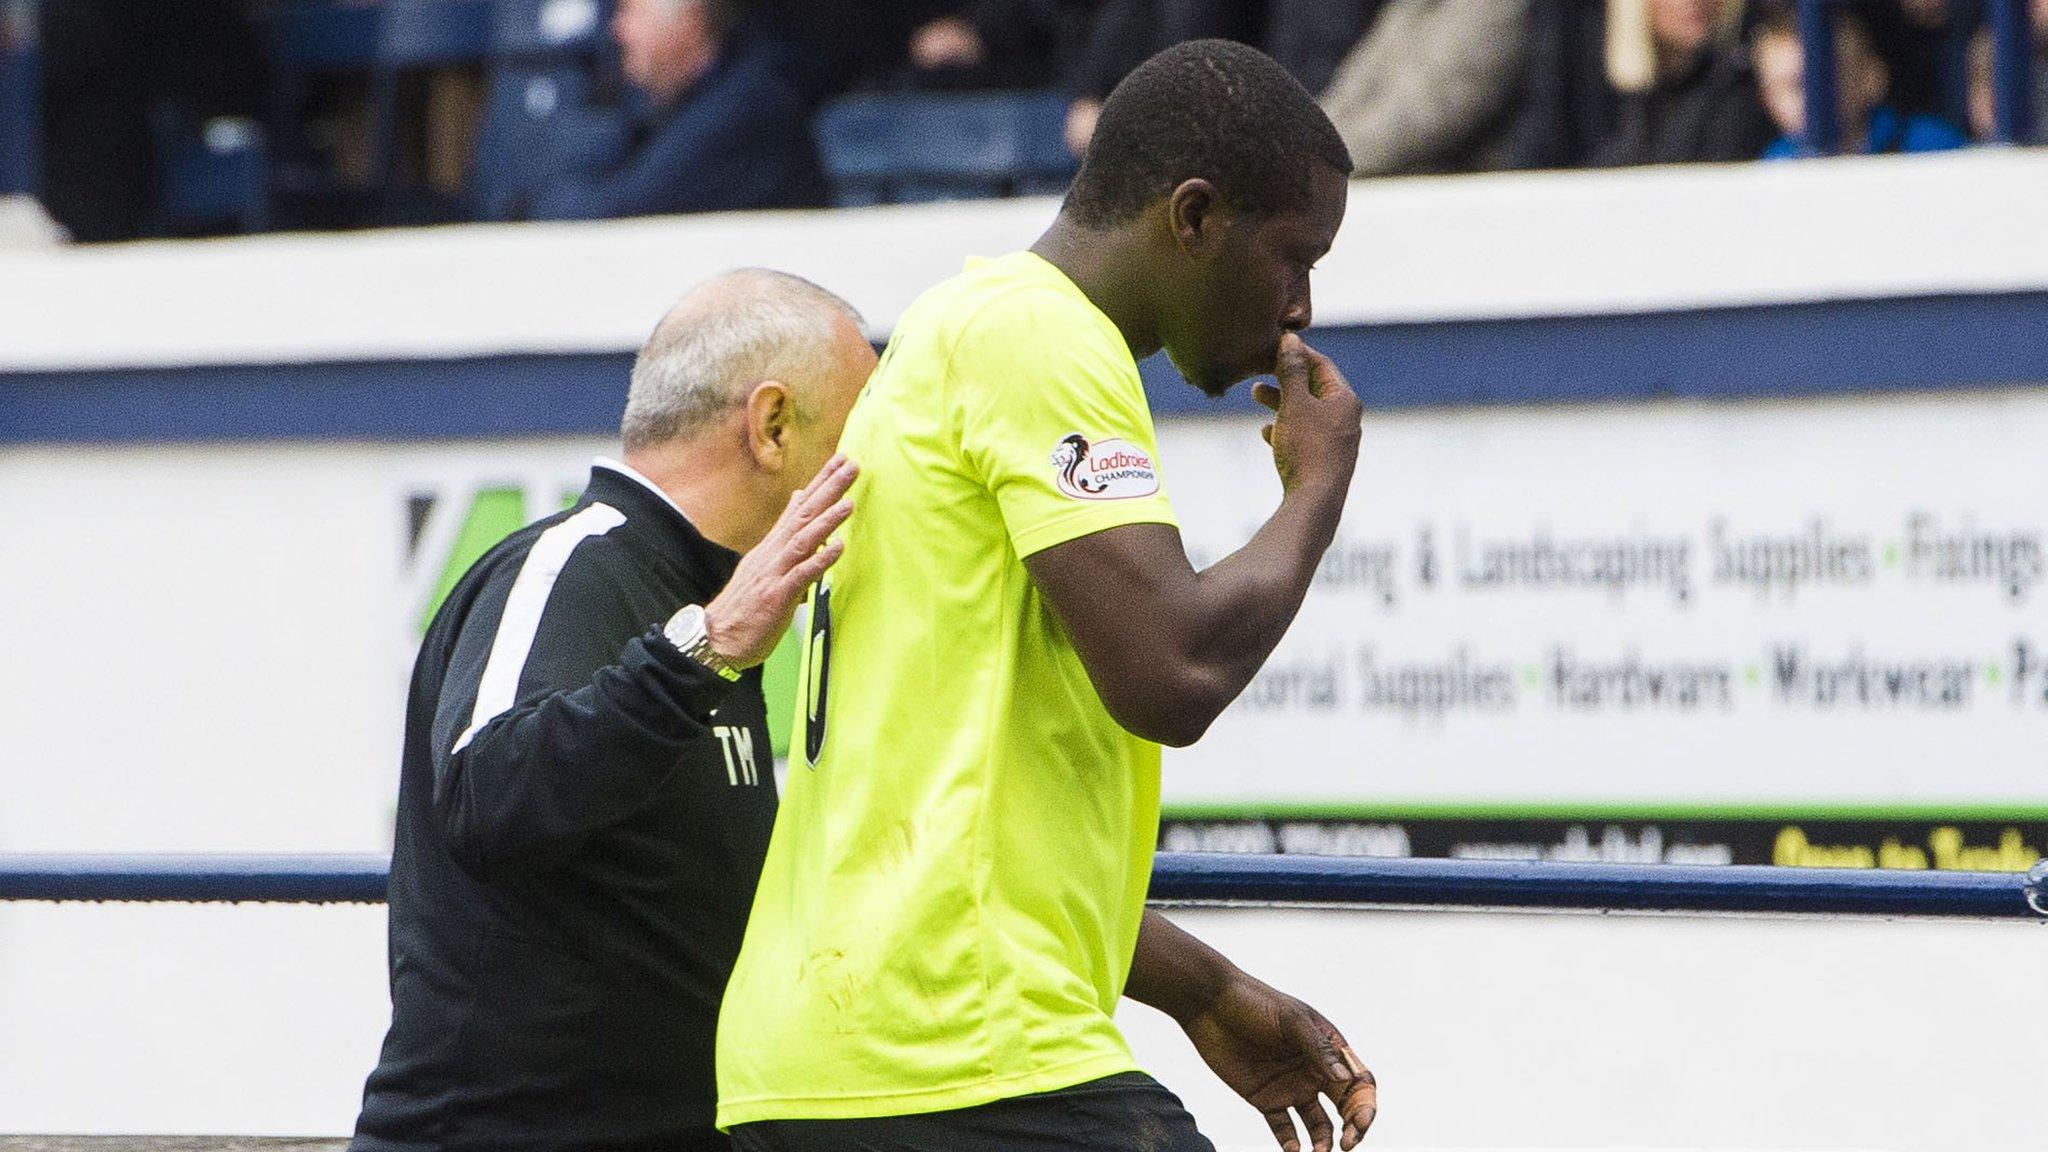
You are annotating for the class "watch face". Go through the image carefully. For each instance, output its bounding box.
[665,605,707,651]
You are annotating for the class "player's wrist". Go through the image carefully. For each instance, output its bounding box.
[1280,467,1352,525]
[664,603,743,681]
[1279,443,1352,491]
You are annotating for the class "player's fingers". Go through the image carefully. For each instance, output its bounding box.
[784,539,845,594]
[1298,341,1342,401]
[1275,333,1310,398]
[1262,1108,1303,1152]
[782,499,852,566]
[1296,1099,1336,1152]
[1338,1068,1378,1148]
[1252,382,1281,411]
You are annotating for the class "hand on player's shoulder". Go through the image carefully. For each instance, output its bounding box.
[705,454,857,668]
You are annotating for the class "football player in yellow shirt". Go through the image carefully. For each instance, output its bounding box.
[719,39,1376,1152]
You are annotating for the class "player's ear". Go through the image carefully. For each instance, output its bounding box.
[1166,178,1219,253]
[744,379,795,471]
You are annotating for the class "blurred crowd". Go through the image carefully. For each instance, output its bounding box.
[891,0,2034,167]
[10,0,2048,242]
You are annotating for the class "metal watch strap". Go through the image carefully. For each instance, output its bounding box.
[664,604,741,682]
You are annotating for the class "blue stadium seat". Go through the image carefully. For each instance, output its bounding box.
[814,91,1077,207]
[471,64,628,220]
[265,0,493,226]
[368,0,495,221]
[150,112,270,234]
[490,0,610,60]
[470,0,621,220]
[0,19,36,196]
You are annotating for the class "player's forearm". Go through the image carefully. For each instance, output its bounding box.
[1124,909,1241,1025]
[1162,477,1348,732]
[1196,477,1345,646]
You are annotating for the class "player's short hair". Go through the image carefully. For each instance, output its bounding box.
[623,269,863,451]
[1061,39,1352,229]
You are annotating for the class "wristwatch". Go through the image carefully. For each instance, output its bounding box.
[663,604,741,682]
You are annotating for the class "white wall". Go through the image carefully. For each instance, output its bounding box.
[0,901,2039,1150]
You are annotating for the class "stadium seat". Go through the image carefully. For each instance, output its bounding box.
[471,64,629,221]
[265,0,490,227]
[150,111,270,235]
[489,0,609,60]
[814,91,1077,207]
[367,0,495,222]
[470,0,623,221]
[0,20,35,196]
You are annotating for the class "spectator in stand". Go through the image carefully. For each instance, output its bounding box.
[1059,0,1380,155]
[1752,4,1967,158]
[751,0,953,99]
[1266,0,1390,96]
[1511,0,1770,168]
[903,1,1096,90]
[528,0,827,219]
[1590,0,1773,166]
[1319,0,1530,176]
[1886,0,1969,120]
[1964,0,2048,142]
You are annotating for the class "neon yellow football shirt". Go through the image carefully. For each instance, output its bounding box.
[715,251,1179,1125]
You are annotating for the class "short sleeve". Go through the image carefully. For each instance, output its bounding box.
[950,291,1179,559]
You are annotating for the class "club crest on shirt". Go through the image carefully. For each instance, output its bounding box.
[1050,433,1160,500]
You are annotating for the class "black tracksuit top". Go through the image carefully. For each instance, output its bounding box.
[352,463,776,1152]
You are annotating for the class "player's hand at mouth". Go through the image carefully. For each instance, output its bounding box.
[1179,970,1378,1151]
[705,453,856,668]
[1251,333,1362,497]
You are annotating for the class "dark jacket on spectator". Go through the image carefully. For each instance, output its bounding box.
[1510,0,1608,168]
[754,0,952,98]
[1590,46,1773,167]
[1068,0,1376,99]
[531,16,828,220]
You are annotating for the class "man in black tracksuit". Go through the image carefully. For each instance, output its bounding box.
[350,270,875,1152]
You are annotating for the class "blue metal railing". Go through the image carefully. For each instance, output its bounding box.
[0,853,389,904]
[1986,0,2039,143]
[1150,852,2048,920]
[2,852,2043,920]
[1797,0,1842,156]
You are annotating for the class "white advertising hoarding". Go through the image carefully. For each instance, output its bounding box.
[2,389,2045,865]
[1166,394,2048,808]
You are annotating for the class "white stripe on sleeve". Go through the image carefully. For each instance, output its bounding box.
[451,502,628,755]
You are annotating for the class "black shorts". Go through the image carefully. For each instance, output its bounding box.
[729,1071,1216,1152]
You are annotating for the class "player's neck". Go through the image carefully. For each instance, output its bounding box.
[1031,219,1164,363]
[622,441,766,555]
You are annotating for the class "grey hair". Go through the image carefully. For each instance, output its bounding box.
[622,268,864,451]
